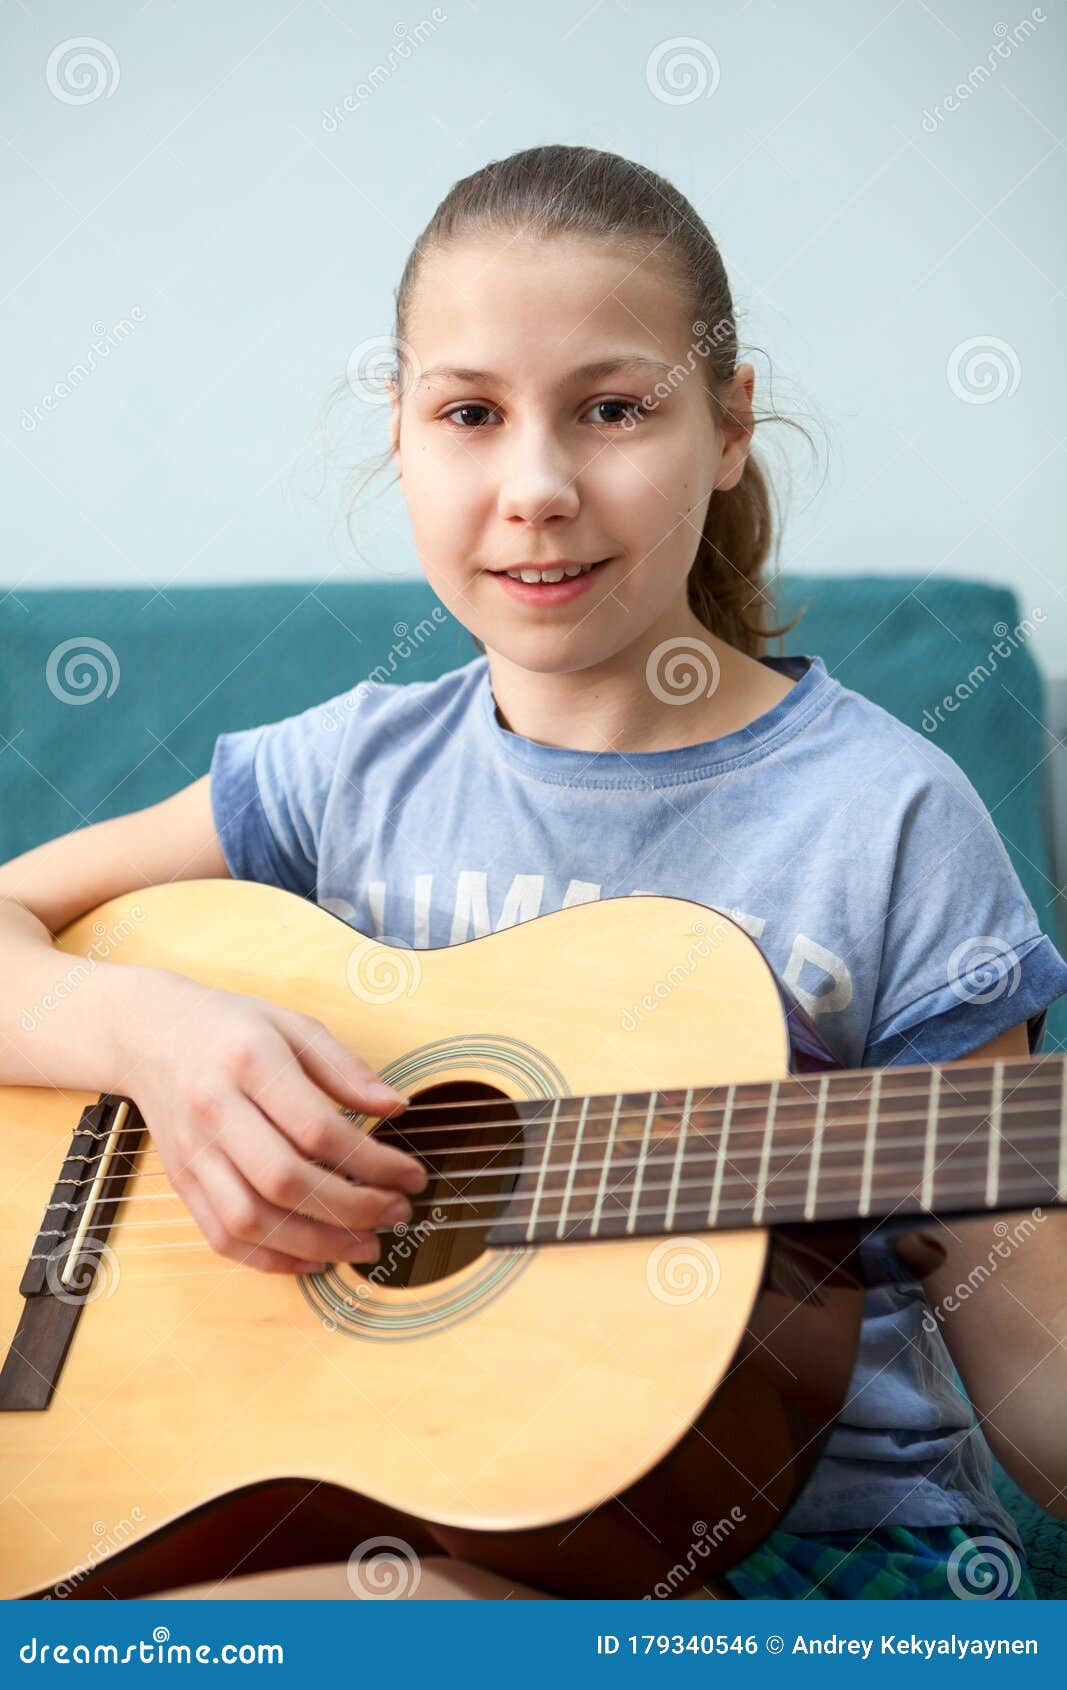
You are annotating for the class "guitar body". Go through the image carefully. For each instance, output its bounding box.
[0,883,867,1599]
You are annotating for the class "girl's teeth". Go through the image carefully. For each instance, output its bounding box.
[506,562,597,583]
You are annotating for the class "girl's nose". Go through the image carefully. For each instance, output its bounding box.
[496,429,582,525]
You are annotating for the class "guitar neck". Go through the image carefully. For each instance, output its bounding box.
[487,1053,1067,1246]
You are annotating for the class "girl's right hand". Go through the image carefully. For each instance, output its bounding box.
[121,968,427,1275]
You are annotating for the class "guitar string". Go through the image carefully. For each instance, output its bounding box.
[50,1095,1063,1196]
[32,1142,1062,1242]
[27,1170,1057,1260]
[77,1059,1064,1140]
[38,1142,1060,1233]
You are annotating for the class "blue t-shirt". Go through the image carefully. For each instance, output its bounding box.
[209,650,1067,1547]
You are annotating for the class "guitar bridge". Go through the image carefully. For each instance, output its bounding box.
[0,1094,144,1412]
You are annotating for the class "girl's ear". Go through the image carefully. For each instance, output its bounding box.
[389,389,402,480]
[713,363,755,494]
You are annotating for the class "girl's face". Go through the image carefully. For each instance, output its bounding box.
[390,234,753,676]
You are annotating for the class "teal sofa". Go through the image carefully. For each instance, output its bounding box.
[1,571,1064,1594]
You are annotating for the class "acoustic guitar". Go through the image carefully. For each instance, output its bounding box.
[0,881,1062,1600]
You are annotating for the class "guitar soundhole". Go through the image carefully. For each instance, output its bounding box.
[356,1081,524,1289]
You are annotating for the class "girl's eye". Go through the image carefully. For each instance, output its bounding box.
[440,398,651,430]
[441,403,499,429]
[585,398,651,427]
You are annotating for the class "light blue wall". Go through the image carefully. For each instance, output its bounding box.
[4,0,1064,677]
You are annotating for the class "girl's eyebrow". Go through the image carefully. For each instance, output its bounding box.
[416,355,674,391]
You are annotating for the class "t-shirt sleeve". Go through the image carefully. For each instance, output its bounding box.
[209,691,350,898]
[861,757,1067,1069]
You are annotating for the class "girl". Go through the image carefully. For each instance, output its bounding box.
[2,145,1065,1603]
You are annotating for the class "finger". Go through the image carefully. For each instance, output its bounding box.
[251,1022,428,1194]
[214,1087,413,1235]
[191,1147,383,1267]
[173,1162,331,1276]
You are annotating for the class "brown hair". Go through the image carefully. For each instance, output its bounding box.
[329,144,819,658]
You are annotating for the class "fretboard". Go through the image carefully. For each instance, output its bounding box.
[485,1054,1067,1246]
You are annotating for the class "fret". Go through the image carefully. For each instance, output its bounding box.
[858,1070,881,1217]
[920,1068,940,1211]
[802,1073,829,1221]
[555,1095,589,1239]
[663,1087,692,1232]
[751,1080,779,1225]
[707,1084,734,1225]
[524,1097,561,1243]
[625,1091,658,1235]
[589,1094,622,1235]
[985,1060,1004,1208]
[1059,1060,1067,1203]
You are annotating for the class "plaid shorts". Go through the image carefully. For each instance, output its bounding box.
[723,1524,1036,1600]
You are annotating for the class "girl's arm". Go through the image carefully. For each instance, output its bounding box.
[905,1020,1067,1517]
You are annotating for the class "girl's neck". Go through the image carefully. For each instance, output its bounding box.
[485,620,798,755]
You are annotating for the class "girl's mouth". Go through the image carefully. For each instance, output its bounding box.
[489,557,613,607]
